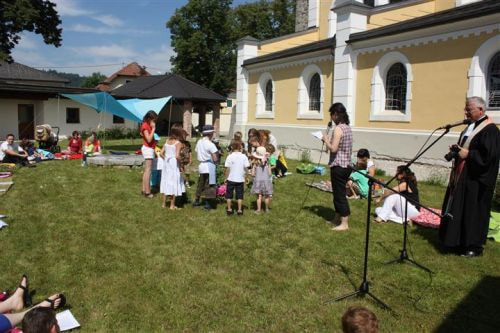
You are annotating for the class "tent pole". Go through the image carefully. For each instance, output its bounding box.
[167,98,173,137]
[57,95,60,130]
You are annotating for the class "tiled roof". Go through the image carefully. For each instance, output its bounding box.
[0,60,69,83]
[243,37,335,67]
[96,62,150,90]
[111,74,226,102]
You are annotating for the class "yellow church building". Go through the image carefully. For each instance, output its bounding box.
[234,0,499,170]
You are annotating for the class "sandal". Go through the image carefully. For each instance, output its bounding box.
[18,274,32,307]
[237,210,243,216]
[373,217,386,224]
[226,210,233,216]
[42,293,66,310]
[143,193,154,199]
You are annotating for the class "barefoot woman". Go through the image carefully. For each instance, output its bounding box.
[322,103,353,231]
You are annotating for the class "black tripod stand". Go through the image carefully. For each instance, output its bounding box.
[384,194,433,273]
[332,177,390,310]
[383,129,450,273]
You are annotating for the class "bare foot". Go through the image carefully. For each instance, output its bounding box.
[36,294,63,309]
[9,276,27,311]
[332,225,349,231]
[169,206,181,210]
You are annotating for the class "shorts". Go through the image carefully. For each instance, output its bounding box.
[225,181,244,200]
[0,314,12,332]
[141,145,155,160]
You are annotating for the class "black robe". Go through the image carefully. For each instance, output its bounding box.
[439,121,500,249]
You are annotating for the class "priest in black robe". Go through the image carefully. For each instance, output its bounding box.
[439,96,500,257]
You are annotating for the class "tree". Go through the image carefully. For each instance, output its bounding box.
[166,0,296,94]
[0,0,62,62]
[231,0,295,41]
[167,0,234,95]
[81,72,107,88]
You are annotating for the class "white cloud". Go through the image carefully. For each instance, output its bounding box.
[66,24,152,35]
[53,0,92,17]
[95,15,123,28]
[67,24,114,34]
[135,44,175,74]
[72,44,138,58]
[17,34,38,49]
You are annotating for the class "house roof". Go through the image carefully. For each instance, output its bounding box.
[0,81,98,99]
[96,62,150,91]
[242,37,335,67]
[111,74,226,102]
[0,60,69,84]
[348,0,500,44]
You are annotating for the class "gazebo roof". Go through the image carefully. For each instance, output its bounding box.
[111,74,226,102]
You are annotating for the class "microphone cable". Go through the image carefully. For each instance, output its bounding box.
[278,124,332,235]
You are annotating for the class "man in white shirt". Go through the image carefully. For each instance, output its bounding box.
[193,125,219,209]
[0,134,28,165]
[224,140,250,215]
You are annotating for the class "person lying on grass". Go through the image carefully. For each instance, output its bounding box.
[0,275,65,333]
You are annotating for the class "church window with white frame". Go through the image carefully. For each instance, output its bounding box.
[256,72,275,118]
[309,73,321,112]
[385,63,407,112]
[265,80,273,112]
[370,51,413,122]
[487,51,500,108]
[297,64,324,119]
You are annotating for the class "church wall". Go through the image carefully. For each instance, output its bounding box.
[246,59,333,126]
[367,0,436,30]
[258,29,319,55]
[354,30,498,132]
[318,0,333,40]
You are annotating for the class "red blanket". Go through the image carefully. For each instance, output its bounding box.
[411,208,441,229]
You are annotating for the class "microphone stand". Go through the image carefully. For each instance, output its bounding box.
[331,174,390,310]
[384,127,452,273]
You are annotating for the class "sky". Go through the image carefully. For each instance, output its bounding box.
[12,0,252,77]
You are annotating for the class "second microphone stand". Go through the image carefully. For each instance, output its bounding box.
[383,128,451,273]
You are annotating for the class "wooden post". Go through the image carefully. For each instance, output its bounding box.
[212,103,221,139]
[183,100,193,139]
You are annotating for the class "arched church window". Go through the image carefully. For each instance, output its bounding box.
[385,63,407,112]
[488,52,500,108]
[309,73,321,112]
[265,80,273,112]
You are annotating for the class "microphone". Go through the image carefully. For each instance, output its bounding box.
[326,120,333,134]
[438,119,472,130]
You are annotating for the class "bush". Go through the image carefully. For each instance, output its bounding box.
[300,149,311,164]
[375,168,386,176]
[424,170,448,187]
[81,127,141,140]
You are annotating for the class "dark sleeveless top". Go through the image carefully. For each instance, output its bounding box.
[403,180,420,211]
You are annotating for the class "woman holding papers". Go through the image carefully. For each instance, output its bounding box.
[322,103,353,231]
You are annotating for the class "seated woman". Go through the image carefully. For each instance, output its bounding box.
[61,131,82,155]
[20,137,43,162]
[0,275,65,333]
[346,160,369,199]
[84,132,102,156]
[356,148,375,177]
[374,165,420,224]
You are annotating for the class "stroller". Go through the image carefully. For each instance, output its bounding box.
[35,124,60,153]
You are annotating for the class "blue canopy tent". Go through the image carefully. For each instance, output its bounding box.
[61,92,171,123]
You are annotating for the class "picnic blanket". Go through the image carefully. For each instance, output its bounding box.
[306,181,332,193]
[488,212,500,242]
[410,208,441,228]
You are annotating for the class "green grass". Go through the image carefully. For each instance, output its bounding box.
[1,139,499,332]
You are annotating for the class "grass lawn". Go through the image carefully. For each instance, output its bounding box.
[1,139,499,332]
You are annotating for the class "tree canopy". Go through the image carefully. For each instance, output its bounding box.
[81,72,107,88]
[167,0,296,95]
[0,0,62,62]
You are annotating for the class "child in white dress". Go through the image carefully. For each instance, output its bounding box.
[160,128,185,209]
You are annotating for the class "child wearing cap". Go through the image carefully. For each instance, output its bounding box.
[224,140,250,215]
[250,146,273,214]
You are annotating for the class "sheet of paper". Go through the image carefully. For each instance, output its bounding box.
[311,131,323,141]
[56,310,80,331]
